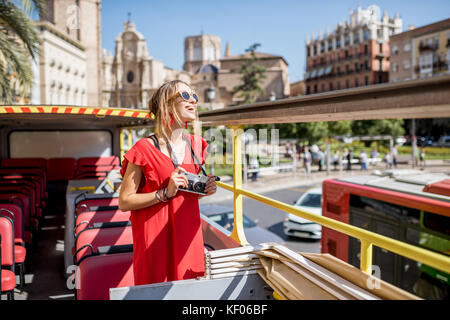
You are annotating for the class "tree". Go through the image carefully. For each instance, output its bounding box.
[0,0,45,104]
[232,43,267,105]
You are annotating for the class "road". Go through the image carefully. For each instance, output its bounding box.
[211,184,322,254]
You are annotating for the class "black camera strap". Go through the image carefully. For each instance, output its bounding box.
[148,134,207,176]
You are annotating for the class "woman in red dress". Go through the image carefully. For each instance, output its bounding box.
[119,80,217,286]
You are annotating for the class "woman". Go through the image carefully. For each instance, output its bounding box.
[119,80,217,286]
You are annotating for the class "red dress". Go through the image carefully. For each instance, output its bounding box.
[120,134,208,286]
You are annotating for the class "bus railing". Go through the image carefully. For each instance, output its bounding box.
[221,126,450,276]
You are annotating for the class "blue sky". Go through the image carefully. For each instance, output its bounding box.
[101,0,450,82]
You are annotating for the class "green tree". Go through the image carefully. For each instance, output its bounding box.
[233,43,267,105]
[351,119,405,137]
[0,0,45,104]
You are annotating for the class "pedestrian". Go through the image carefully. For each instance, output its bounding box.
[317,147,324,171]
[419,147,426,169]
[359,150,368,171]
[304,146,312,177]
[385,152,393,169]
[333,151,339,170]
[119,80,217,286]
[249,156,259,181]
[346,148,353,171]
[391,145,398,168]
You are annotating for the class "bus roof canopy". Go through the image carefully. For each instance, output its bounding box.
[0,106,152,129]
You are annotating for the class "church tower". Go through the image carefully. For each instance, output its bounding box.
[41,0,102,107]
[183,35,221,73]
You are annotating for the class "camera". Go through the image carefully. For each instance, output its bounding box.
[179,172,220,195]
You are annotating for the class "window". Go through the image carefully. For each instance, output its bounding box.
[379,43,383,53]
[345,64,350,73]
[336,39,341,49]
[328,40,333,51]
[320,41,325,53]
[403,59,410,70]
[127,71,134,83]
[364,44,368,55]
[314,84,317,93]
[321,83,325,92]
[364,76,369,85]
[345,35,350,46]
[307,47,310,57]
[345,79,350,88]
[329,82,333,91]
[392,62,399,72]
[363,29,370,41]
[392,45,399,55]
[353,32,360,44]
[403,43,411,52]
[354,62,359,72]
[337,81,341,90]
[364,60,369,70]
[355,78,359,87]
[306,86,310,95]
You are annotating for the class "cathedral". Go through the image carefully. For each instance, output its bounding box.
[102,20,290,110]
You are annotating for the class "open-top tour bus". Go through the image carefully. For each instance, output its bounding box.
[1,75,449,300]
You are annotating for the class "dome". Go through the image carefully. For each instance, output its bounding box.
[196,64,219,74]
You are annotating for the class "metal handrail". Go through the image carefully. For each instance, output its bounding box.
[217,180,450,275]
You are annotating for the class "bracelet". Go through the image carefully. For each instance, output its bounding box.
[163,188,171,201]
[155,189,167,202]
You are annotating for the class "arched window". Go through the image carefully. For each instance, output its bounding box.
[127,71,134,83]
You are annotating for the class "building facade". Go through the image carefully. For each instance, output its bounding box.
[184,39,290,108]
[304,5,402,95]
[41,0,102,106]
[390,18,450,83]
[35,21,88,106]
[102,21,190,108]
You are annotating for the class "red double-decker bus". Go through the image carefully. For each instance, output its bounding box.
[322,170,450,300]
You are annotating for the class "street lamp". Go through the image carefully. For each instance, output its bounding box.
[269,91,276,101]
[206,84,216,110]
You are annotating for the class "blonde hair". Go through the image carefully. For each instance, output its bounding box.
[149,80,200,141]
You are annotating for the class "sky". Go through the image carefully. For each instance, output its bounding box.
[101,0,450,83]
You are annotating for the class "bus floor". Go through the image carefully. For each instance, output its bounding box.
[3,183,74,300]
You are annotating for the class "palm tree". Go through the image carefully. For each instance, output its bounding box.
[0,0,45,104]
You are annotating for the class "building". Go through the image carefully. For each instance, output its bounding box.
[290,80,305,97]
[40,0,102,107]
[390,18,450,83]
[34,21,88,105]
[185,38,290,108]
[304,5,402,95]
[102,25,290,110]
[102,21,190,108]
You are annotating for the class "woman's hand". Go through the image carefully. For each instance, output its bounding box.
[166,167,189,198]
[204,175,217,196]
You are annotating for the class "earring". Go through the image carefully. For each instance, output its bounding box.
[185,122,188,129]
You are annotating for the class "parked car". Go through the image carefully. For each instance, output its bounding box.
[432,136,450,147]
[199,204,285,245]
[283,187,322,240]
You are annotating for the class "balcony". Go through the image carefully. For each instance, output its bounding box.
[419,43,438,52]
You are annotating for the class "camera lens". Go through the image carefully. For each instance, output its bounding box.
[193,182,204,192]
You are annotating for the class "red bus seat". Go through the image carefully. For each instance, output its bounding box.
[47,158,76,181]
[77,156,120,167]
[0,204,25,245]
[75,210,130,234]
[0,216,16,299]
[1,158,47,170]
[0,194,33,243]
[74,226,132,265]
[76,251,133,300]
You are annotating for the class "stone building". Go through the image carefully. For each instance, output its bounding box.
[304,5,402,94]
[184,36,290,108]
[34,21,87,106]
[101,21,190,108]
[390,18,450,83]
[40,0,102,107]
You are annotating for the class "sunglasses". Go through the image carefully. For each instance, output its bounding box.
[171,91,198,103]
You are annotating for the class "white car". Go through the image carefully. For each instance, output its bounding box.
[283,187,322,240]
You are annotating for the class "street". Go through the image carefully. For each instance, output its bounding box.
[212,184,322,254]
